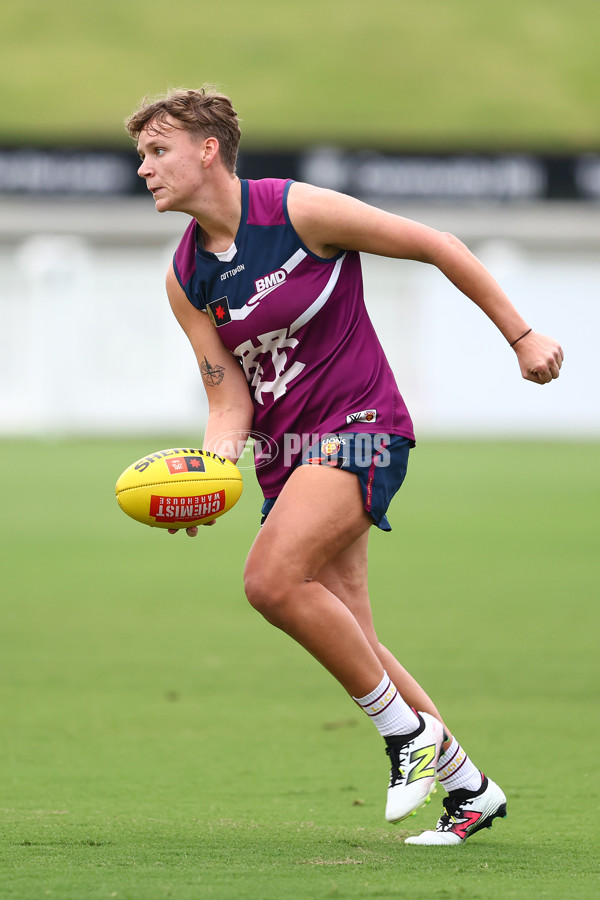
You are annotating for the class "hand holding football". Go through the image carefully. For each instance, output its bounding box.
[116,448,243,529]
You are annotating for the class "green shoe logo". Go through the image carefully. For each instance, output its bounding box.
[407,744,437,784]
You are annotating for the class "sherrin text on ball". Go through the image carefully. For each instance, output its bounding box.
[116,448,243,529]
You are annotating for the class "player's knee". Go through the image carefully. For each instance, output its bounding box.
[243,558,290,621]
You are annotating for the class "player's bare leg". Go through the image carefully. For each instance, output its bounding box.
[315,531,453,747]
[244,464,443,821]
[244,464,383,697]
[315,527,507,843]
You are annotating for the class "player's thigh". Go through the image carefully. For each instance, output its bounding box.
[245,464,372,593]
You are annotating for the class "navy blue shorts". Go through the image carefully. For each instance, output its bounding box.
[260,433,412,531]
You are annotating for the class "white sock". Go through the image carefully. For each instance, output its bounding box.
[437,738,483,792]
[353,672,420,737]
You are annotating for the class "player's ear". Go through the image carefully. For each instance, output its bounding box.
[202,137,220,167]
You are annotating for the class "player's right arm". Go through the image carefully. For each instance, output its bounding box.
[166,262,254,463]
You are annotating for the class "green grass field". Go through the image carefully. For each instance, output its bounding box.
[1,1,599,147]
[1,438,598,899]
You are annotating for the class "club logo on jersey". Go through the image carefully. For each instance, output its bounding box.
[346,409,378,424]
[165,455,206,474]
[207,296,231,326]
[321,436,342,456]
[234,329,306,404]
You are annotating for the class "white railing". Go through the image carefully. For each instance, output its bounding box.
[1,199,598,437]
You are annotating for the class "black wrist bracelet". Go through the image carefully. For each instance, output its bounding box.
[510,328,532,347]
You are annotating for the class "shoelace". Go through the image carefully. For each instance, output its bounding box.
[437,792,474,831]
[385,743,409,787]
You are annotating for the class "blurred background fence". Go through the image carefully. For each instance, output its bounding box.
[1,0,598,438]
[0,192,598,438]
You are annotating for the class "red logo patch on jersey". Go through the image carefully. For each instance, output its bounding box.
[207,296,231,326]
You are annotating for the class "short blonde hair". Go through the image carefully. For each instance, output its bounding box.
[126,87,241,173]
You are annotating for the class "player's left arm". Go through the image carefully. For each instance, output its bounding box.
[287,182,564,385]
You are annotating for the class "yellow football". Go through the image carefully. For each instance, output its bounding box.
[115,448,243,529]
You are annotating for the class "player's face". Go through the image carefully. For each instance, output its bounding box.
[136,116,207,213]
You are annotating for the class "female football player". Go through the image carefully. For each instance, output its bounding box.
[127,88,563,844]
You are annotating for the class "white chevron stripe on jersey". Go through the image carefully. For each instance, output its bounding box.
[229,248,308,321]
[289,254,345,336]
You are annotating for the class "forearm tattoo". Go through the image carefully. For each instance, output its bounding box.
[200,356,225,387]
